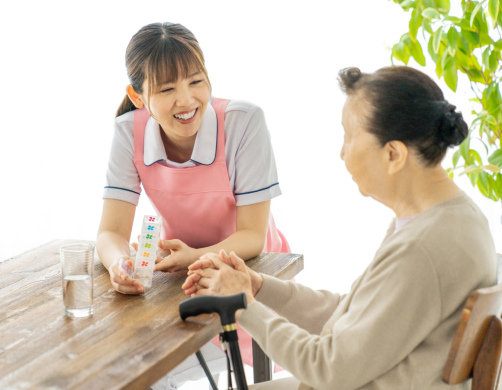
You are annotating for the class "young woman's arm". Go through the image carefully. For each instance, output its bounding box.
[97,199,144,294]
[205,199,270,258]
[155,200,270,272]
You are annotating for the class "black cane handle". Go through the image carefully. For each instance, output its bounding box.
[179,293,247,326]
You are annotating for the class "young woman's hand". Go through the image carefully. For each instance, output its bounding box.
[154,239,196,273]
[182,250,258,304]
[108,257,145,295]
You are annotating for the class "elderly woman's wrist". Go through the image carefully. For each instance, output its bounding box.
[250,270,264,297]
[246,292,256,304]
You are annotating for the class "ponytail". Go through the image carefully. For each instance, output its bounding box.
[116,94,137,118]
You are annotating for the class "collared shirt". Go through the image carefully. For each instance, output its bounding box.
[103,99,281,207]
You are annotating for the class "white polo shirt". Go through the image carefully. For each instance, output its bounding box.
[103,99,282,207]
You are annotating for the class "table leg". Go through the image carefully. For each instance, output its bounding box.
[252,339,272,383]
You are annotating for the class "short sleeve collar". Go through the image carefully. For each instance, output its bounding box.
[143,118,166,166]
[143,103,217,167]
[190,103,217,165]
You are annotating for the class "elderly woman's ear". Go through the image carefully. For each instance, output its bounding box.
[384,140,408,175]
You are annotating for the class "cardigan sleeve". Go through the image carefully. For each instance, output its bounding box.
[238,241,442,390]
[254,274,343,335]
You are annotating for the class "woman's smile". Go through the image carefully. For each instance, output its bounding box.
[140,71,211,141]
[174,108,198,123]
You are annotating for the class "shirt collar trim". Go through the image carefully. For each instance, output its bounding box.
[143,103,217,166]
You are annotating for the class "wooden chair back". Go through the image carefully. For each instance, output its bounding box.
[442,282,502,390]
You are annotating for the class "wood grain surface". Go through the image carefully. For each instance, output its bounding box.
[0,240,303,390]
[442,283,502,385]
[472,316,502,390]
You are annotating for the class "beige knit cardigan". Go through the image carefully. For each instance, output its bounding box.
[239,193,497,390]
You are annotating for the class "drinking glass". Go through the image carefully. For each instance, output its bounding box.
[60,243,94,318]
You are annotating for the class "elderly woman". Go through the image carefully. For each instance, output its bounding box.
[182,66,498,390]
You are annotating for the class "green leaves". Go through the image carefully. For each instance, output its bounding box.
[392,35,411,64]
[443,56,458,90]
[437,0,451,13]
[391,0,502,202]
[433,26,444,53]
[457,34,471,55]
[489,149,502,167]
[477,171,491,197]
[444,15,462,23]
[491,174,502,199]
[462,29,480,46]
[423,7,440,19]
[470,2,484,27]
[482,46,491,69]
[488,49,500,73]
[447,27,459,48]
[409,8,423,41]
[460,134,471,162]
[410,40,426,65]
[488,0,500,27]
[392,33,426,65]
[399,0,417,11]
[452,149,461,167]
[486,164,502,173]
[470,149,484,165]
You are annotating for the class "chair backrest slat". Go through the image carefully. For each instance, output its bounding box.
[472,315,502,390]
[443,283,502,385]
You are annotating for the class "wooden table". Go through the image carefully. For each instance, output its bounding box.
[0,240,303,389]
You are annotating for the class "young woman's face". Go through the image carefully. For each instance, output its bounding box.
[142,71,211,141]
[340,96,388,199]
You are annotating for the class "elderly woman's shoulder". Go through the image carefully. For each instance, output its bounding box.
[399,193,491,253]
[415,192,489,238]
[394,192,496,287]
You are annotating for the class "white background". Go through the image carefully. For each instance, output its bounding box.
[1,0,500,296]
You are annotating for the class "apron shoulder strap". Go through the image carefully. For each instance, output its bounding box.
[211,98,230,162]
[133,107,150,163]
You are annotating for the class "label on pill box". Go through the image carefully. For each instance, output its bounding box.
[134,215,162,289]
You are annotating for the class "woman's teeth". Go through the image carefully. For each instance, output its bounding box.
[174,109,196,120]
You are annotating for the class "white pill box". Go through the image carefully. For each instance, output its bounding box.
[134,215,162,288]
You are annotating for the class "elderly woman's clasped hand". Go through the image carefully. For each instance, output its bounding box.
[182,250,263,305]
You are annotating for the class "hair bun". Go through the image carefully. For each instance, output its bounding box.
[436,101,468,148]
[338,67,364,93]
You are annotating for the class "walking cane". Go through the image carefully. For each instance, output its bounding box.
[179,293,249,390]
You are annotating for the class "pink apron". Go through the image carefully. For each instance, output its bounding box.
[133,98,290,366]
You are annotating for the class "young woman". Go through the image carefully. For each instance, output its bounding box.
[183,66,498,389]
[96,22,290,388]
[97,22,289,294]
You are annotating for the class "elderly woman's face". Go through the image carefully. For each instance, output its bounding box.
[340,96,387,198]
